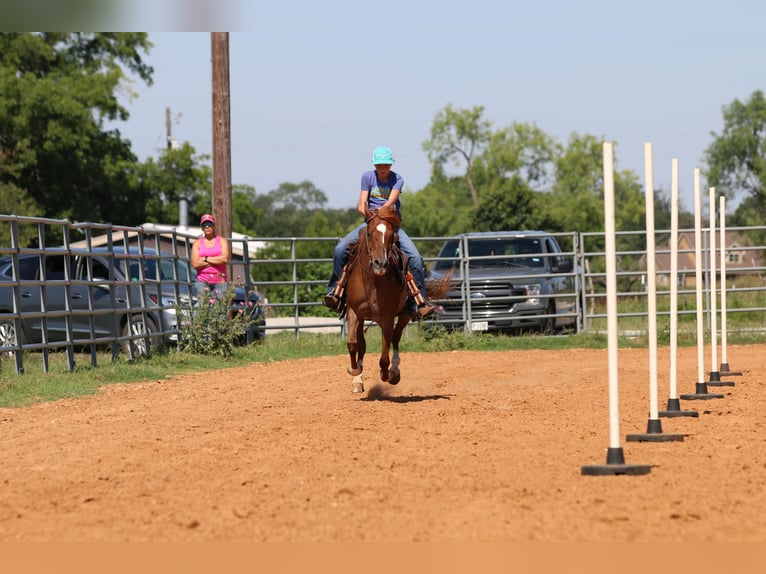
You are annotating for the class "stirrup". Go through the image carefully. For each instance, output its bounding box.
[323,294,341,312]
[415,302,437,320]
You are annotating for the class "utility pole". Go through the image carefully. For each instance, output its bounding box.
[165,106,172,149]
[211,32,232,244]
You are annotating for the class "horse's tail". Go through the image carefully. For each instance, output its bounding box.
[425,270,454,302]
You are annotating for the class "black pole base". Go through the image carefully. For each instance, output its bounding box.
[626,432,686,442]
[581,448,651,476]
[719,363,743,377]
[707,380,735,387]
[626,418,685,442]
[680,382,724,401]
[659,397,698,418]
[707,370,735,386]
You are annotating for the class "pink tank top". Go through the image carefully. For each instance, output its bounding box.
[197,236,227,284]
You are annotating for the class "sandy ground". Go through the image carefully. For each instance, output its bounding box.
[0,343,764,542]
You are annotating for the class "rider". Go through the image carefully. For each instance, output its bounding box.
[322,146,437,320]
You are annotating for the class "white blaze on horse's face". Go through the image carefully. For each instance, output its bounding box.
[376,223,387,246]
[369,221,391,274]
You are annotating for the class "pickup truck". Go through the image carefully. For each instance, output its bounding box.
[429,231,580,334]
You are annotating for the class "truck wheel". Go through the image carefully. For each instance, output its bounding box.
[543,302,557,336]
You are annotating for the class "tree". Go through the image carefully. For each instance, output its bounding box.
[422,104,492,206]
[141,142,211,225]
[231,184,263,236]
[471,176,552,232]
[705,90,766,221]
[399,173,475,245]
[0,33,153,225]
[251,181,331,237]
[0,181,42,247]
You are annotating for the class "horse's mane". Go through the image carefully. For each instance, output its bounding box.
[370,204,401,229]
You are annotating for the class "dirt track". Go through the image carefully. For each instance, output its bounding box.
[0,344,764,542]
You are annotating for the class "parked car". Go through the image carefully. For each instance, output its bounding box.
[429,231,579,334]
[0,247,196,357]
[0,246,266,358]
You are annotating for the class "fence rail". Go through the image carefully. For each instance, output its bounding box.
[3,214,766,374]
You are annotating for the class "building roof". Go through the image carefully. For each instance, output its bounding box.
[68,223,268,259]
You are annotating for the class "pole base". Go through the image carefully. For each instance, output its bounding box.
[720,363,743,377]
[680,382,724,401]
[581,463,652,475]
[581,447,651,475]
[659,409,699,418]
[626,418,685,442]
[707,380,735,387]
[626,432,685,442]
[707,370,735,386]
[659,397,698,418]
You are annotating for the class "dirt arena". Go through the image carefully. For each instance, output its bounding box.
[0,343,764,542]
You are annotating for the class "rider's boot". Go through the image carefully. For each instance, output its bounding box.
[323,264,349,312]
[405,271,436,320]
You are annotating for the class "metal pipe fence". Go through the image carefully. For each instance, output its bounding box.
[3,214,766,375]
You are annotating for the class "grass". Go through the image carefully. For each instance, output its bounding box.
[1,323,763,409]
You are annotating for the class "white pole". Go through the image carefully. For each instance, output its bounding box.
[669,159,679,399]
[709,187,718,376]
[719,196,728,368]
[644,143,659,419]
[603,142,621,449]
[693,169,705,384]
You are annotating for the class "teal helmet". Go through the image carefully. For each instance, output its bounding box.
[372,146,394,165]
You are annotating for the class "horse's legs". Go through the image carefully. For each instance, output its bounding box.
[388,315,410,385]
[378,318,395,382]
[346,310,366,393]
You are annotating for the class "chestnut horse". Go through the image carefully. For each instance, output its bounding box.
[343,204,451,394]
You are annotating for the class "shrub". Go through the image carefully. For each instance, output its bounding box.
[175,284,258,358]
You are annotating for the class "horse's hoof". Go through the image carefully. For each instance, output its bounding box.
[389,372,401,385]
[351,382,365,394]
[347,367,362,376]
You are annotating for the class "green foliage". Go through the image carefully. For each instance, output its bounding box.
[231,184,262,235]
[471,176,546,231]
[705,90,766,215]
[0,181,42,247]
[251,180,333,237]
[175,284,257,358]
[399,175,475,243]
[142,142,212,224]
[422,104,493,206]
[0,33,154,229]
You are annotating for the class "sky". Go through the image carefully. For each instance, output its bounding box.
[104,0,765,213]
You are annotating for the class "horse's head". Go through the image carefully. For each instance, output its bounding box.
[363,205,401,275]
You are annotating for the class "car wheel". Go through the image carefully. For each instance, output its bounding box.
[543,302,557,336]
[0,319,22,360]
[120,315,160,357]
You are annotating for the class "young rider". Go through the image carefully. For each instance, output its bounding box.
[322,146,436,320]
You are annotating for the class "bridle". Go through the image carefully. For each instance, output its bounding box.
[362,210,399,274]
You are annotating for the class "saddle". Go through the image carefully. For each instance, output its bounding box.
[331,239,408,318]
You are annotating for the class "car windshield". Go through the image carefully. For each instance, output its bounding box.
[434,238,545,270]
[120,257,196,282]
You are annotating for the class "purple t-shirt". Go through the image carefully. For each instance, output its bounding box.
[361,170,403,217]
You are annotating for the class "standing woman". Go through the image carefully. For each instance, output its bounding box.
[191,213,231,298]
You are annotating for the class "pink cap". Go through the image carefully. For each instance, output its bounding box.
[200,213,215,225]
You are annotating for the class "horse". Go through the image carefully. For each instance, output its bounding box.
[342,204,451,394]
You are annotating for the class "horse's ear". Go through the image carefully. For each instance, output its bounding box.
[393,231,399,245]
[363,206,373,221]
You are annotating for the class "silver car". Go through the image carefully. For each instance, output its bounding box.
[0,247,193,357]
